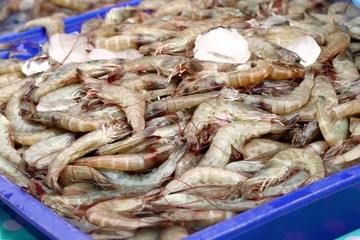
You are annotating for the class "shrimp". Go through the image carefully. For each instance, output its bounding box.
[291,118,321,148]
[159,209,235,231]
[288,20,328,46]
[45,123,128,192]
[0,72,25,86]
[316,96,349,147]
[5,81,47,133]
[78,69,146,134]
[225,161,264,174]
[20,14,65,37]
[224,60,273,88]
[331,96,360,120]
[31,109,126,132]
[0,60,23,75]
[329,142,360,166]
[97,126,157,155]
[184,98,286,148]
[160,225,189,240]
[316,30,351,63]
[349,117,360,137]
[138,0,170,10]
[175,152,201,178]
[0,156,37,195]
[281,74,337,122]
[243,139,290,160]
[99,144,188,194]
[145,92,219,118]
[153,194,267,213]
[200,121,288,167]
[119,73,170,91]
[239,68,314,114]
[0,78,29,105]
[74,142,178,171]
[13,128,65,146]
[242,148,325,196]
[23,133,75,170]
[85,197,165,229]
[266,64,305,80]
[49,0,99,12]
[304,141,329,156]
[162,166,248,195]
[58,165,110,187]
[153,0,194,17]
[0,114,25,169]
[332,50,360,88]
[104,7,136,25]
[95,34,160,51]
[30,63,79,100]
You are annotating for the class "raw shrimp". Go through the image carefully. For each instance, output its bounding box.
[20,14,65,37]
[138,0,169,10]
[0,78,29,105]
[243,138,290,160]
[281,74,337,122]
[316,96,349,147]
[99,144,188,194]
[304,141,328,156]
[95,34,160,51]
[145,92,219,118]
[104,7,136,25]
[329,142,360,166]
[97,126,157,155]
[0,114,25,168]
[58,165,110,187]
[0,156,36,195]
[85,197,165,229]
[266,64,305,80]
[224,60,273,88]
[5,81,47,133]
[184,98,285,148]
[316,30,351,63]
[45,124,128,192]
[200,121,288,167]
[225,161,264,174]
[162,166,248,195]
[78,69,146,134]
[291,118,321,148]
[13,128,65,146]
[74,142,178,171]
[175,152,201,178]
[31,109,125,132]
[332,50,360,87]
[0,72,24,86]
[238,68,314,114]
[159,209,235,231]
[331,97,360,120]
[118,73,170,91]
[23,133,75,170]
[242,148,325,196]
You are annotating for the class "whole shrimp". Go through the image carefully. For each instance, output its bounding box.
[13,128,65,146]
[316,29,351,63]
[85,197,165,230]
[316,96,349,147]
[45,123,129,192]
[0,114,26,169]
[58,165,110,187]
[238,68,314,114]
[243,138,290,160]
[162,166,248,195]
[160,225,189,240]
[199,121,288,167]
[98,144,188,194]
[242,148,325,197]
[184,98,285,149]
[78,69,146,134]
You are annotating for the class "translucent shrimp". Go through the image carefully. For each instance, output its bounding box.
[316,96,349,147]
[95,34,160,51]
[160,225,189,240]
[99,144,188,194]
[78,69,146,134]
[266,64,305,80]
[184,98,286,148]
[224,59,273,88]
[45,124,129,192]
[145,92,219,118]
[243,139,290,160]
[74,141,178,171]
[316,30,351,63]
[23,133,75,170]
[332,50,360,88]
[58,165,110,187]
[242,148,325,196]
[331,96,360,120]
[0,156,36,195]
[85,197,165,230]
[0,114,26,169]
[225,161,264,174]
[0,72,25,86]
[239,68,314,114]
[5,81,47,133]
[291,118,321,148]
[199,121,288,167]
[13,128,65,146]
[20,14,65,37]
[0,78,29,105]
[162,166,248,195]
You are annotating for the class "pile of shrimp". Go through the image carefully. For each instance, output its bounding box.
[0,0,360,239]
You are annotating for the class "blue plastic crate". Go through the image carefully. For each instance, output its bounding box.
[1,1,360,240]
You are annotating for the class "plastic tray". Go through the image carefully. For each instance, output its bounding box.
[1,1,360,239]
